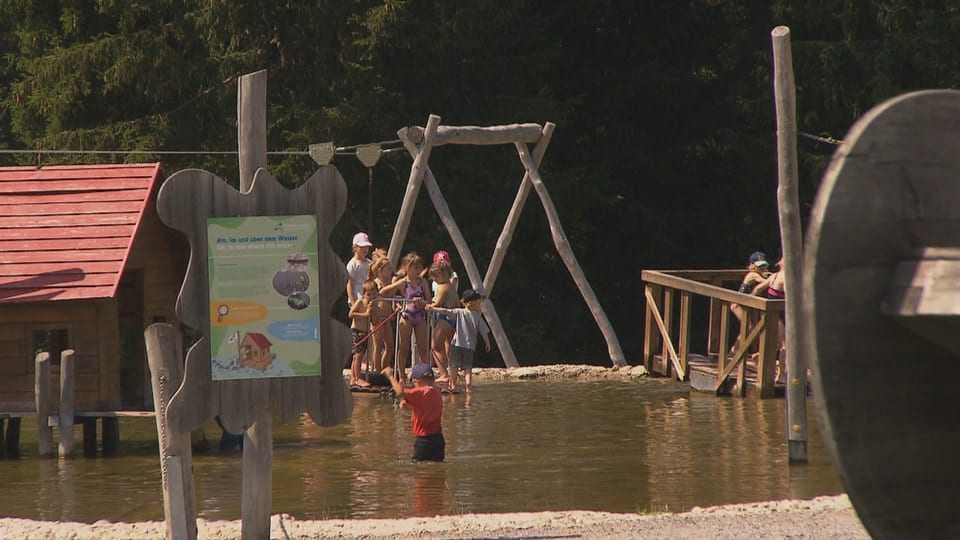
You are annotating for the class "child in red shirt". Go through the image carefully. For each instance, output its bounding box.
[385,363,444,462]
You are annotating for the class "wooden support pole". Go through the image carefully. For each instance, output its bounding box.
[102,417,120,455]
[388,115,441,266]
[4,418,20,459]
[484,123,555,295]
[772,26,808,462]
[515,143,627,368]
[146,323,197,540]
[238,69,268,193]
[0,417,4,459]
[35,352,53,457]
[678,292,692,377]
[397,127,520,367]
[242,408,273,540]
[642,284,661,371]
[82,419,97,456]
[59,349,76,458]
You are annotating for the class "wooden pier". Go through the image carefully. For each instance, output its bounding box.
[642,269,785,398]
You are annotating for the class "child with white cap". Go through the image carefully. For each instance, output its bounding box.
[345,232,373,309]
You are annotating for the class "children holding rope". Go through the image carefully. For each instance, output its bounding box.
[428,259,458,382]
[378,252,430,384]
[368,256,397,372]
[345,232,373,309]
[348,280,377,387]
[427,289,490,392]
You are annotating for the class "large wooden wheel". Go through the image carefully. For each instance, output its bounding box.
[805,90,960,538]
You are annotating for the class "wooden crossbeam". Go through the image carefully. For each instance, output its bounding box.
[713,313,767,393]
[643,286,685,379]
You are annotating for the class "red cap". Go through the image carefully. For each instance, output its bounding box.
[433,250,450,263]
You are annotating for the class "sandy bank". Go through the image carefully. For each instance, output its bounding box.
[0,495,867,539]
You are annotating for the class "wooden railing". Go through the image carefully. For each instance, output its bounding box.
[641,270,785,398]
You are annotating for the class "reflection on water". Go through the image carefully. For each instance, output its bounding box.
[0,378,843,522]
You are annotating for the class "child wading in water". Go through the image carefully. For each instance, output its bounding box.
[379,252,429,383]
[384,363,444,462]
[348,280,377,387]
[427,289,490,392]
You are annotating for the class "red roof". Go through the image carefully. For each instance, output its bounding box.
[0,163,163,303]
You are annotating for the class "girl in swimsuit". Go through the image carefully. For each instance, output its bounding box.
[379,252,429,383]
[368,257,396,372]
[427,261,458,386]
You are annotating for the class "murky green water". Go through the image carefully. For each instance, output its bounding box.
[0,378,843,522]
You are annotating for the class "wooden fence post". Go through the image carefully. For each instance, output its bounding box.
[59,349,75,458]
[772,25,808,461]
[146,323,197,540]
[35,352,53,457]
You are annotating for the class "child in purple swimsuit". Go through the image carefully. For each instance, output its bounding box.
[379,252,429,383]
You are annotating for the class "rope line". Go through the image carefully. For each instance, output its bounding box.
[798,131,843,145]
[0,144,407,157]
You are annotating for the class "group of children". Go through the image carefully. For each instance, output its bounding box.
[345,232,490,394]
[346,231,492,462]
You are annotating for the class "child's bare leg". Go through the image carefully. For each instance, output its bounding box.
[380,328,395,374]
[413,322,429,367]
[350,352,362,385]
[448,363,459,391]
[397,319,413,382]
[464,370,472,392]
[431,322,452,379]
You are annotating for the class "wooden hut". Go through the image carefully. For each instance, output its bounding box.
[0,163,187,413]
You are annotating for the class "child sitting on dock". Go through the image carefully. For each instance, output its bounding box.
[427,289,491,392]
[384,363,444,462]
[348,280,378,387]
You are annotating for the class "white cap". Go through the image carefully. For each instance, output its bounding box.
[352,232,372,247]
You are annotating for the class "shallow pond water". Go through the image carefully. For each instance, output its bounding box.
[0,378,843,522]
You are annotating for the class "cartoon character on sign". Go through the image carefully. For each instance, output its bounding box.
[238,332,276,371]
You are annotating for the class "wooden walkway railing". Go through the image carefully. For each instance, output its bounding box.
[642,270,785,398]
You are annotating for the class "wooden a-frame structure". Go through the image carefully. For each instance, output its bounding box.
[387,114,626,368]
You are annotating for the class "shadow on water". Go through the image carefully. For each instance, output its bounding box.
[0,378,843,522]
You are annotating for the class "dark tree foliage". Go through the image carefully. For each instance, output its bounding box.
[1,1,958,365]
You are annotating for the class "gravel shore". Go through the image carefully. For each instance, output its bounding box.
[0,494,868,539]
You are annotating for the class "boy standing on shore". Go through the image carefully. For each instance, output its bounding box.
[385,363,445,462]
[427,289,490,392]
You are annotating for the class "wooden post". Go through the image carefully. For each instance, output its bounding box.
[242,408,272,540]
[59,349,75,458]
[388,114,441,265]
[35,352,53,457]
[146,323,197,540]
[4,418,20,458]
[397,126,519,367]
[756,312,780,398]
[102,418,120,455]
[484,123,556,294]
[82,419,97,456]
[678,292,692,377]
[238,69,268,193]
[642,284,661,371]
[237,69,274,538]
[0,417,4,459]
[717,303,730,384]
[514,142,627,367]
[772,26,808,462]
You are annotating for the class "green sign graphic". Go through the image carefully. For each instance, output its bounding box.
[206,215,322,380]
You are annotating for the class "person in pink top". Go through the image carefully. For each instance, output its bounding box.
[385,363,444,462]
